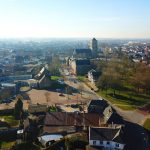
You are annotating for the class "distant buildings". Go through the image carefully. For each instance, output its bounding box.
[69,38,99,75]
[73,49,92,59]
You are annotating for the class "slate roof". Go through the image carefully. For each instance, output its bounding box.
[75,59,91,65]
[88,100,108,114]
[89,99,108,107]
[89,126,123,143]
[44,112,101,126]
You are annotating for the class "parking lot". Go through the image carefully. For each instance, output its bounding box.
[26,89,90,106]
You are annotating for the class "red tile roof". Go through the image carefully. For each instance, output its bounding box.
[44,112,101,126]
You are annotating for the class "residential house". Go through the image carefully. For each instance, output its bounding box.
[89,126,125,150]
[44,112,101,127]
[69,59,91,75]
[34,67,52,89]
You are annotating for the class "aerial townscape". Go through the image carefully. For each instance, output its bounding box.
[0,37,150,150]
[0,0,150,150]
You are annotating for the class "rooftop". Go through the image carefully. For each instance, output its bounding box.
[44,112,101,127]
[89,126,123,143]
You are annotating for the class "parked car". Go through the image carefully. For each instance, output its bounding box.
[59,93,65,97]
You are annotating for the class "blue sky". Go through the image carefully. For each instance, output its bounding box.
[0,0,150,38]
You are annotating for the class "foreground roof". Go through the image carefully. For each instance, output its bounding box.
[89,126,123,143]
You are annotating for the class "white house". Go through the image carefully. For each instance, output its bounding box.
[89,126,125,150]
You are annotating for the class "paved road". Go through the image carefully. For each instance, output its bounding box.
[65,75,99,100]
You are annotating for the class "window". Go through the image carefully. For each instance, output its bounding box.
[93,141,96,145]
[100,141,103,145]
[107,141,110,145]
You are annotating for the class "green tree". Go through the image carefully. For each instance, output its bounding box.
[48,55,61,75]
[97,57,123,96]
[130,63,150,94]
[14,98,23,120]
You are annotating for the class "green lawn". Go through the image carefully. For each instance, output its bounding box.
[49,106,58,112]
[0,141,16,149]
[0,116,19,127]
[51,76,62,81]
[97,89,150,110]
[77,76,86,82]
[144,119,150,131]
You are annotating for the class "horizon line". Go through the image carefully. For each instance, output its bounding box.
[0,37,150,40]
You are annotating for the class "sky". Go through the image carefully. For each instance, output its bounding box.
[0,0,150,38]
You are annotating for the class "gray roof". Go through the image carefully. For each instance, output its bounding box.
[88,100,108,114]
[89,126,123,143]
[75,59,91,65]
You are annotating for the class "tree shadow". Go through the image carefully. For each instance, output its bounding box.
[123,121,150,150]
[108,93,145,106]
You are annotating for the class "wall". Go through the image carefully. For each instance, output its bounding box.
[89,140,124,150]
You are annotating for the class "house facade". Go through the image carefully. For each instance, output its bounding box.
[89,126,125,150]
[69,59,91,75]
[89,140,124,150]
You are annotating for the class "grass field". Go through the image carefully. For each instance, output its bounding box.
[144,119,150,131]
[77,76,86,82]
[51,76,62,81]
[0,141,16,149]
[97,89,150,110]
[0,115,19,127]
